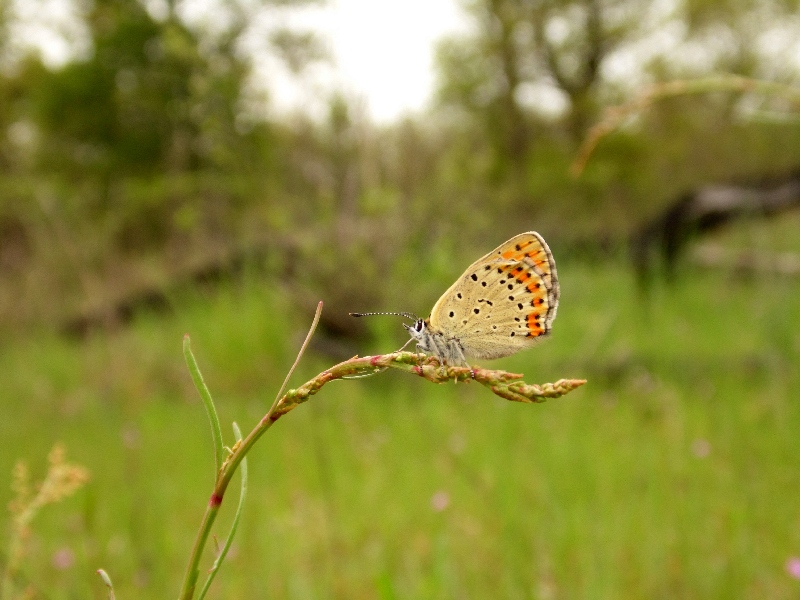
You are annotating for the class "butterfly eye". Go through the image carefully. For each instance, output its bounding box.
[414,320,424,332]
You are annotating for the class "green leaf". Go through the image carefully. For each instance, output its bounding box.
[183,335,225,475]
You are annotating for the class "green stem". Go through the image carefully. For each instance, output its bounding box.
[177,412,281,600]
[177,346,585,599]
[198,423,248,600]
[177,499,220,600]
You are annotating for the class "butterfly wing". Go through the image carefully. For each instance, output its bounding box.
[428,232,559,360]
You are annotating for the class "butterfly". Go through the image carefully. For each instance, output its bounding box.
[351,232,559,368]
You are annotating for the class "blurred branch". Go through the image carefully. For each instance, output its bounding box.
[571,75,800,177]
[269,28,329,74]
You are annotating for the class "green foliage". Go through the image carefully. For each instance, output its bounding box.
[1,0,800,338]
[2,261,800,597]
[16,1,244,177]
[1,3,800,593]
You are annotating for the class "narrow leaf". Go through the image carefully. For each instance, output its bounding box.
[184,335,225,474]
[96,569,116,600]
[266,301,322,420]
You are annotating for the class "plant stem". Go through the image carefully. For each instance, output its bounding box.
[177,348,585,599]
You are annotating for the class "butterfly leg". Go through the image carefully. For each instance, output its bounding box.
[435,337,470,381]
[395,336,415,354]
[426,335,451,376]
[451,343,476,380]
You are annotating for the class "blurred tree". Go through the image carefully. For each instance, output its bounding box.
[435,0,634,167]
[0,0,331,328]
[680,0,800,75]
[435,0,800,164]
[432,0,800,246]
[0,0,7,52]
[0,0,17,171]
[0,0,326,180]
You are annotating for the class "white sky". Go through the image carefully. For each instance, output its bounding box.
[258,0,472,122]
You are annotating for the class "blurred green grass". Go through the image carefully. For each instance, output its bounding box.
[1,260,799,599]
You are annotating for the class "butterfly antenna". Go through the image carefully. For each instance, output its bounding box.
[350,311,420,321]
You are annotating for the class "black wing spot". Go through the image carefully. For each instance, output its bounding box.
[510,331,516,337]
[457,293,463,299]
[517,303,524,310]
[507,284,513,290]
[449,311,455,318]
[473,308,480,314]
[481,281,487,287]
[470,273,478,281]
[508,296,515,301]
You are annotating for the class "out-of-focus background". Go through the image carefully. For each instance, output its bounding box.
[1,0,800,597]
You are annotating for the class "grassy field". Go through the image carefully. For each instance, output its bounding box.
[1,257,799,599]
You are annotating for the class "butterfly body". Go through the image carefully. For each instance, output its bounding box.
[353,232,559,368]
[404,318,471,366]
